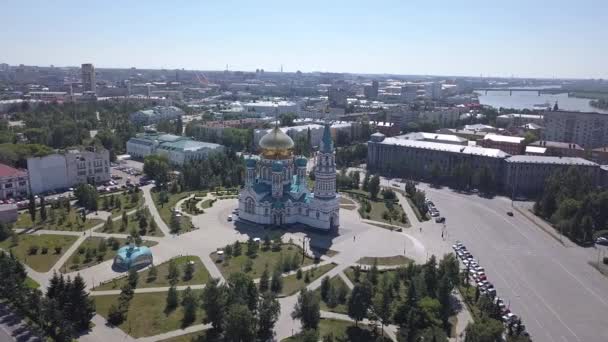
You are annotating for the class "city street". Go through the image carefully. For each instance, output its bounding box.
[407,181,608,342]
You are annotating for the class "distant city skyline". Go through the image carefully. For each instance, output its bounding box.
[3,0,608,79]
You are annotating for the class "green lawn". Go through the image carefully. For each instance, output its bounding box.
[25,276,39,289]
[98,190,143,218]
[15,208,103,232]
[152,191,196,233]
[344,267,408,299]
[0,234,78,272]
[93,256,210,290]
[281,263,336,296]
[357,255,413,266]
[158,331,207,342]
[210,243,315,279]
[201,199,214,209]
[313,276,350,314]
[62,237,158,272]
[283,318,390,342]
[95,289,206,338]
[345,190,410,228]
[96,207,164,237]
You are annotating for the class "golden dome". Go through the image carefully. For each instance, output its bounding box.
[259,126,294,159]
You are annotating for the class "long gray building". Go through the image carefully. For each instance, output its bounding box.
[542,110,608,149]
[504,155,599,196]
[367,132,508,183]
[367,132,603,197]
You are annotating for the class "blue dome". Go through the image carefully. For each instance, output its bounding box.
[272,161,284,172]
[114,245,153,270]
[295,157,307,167]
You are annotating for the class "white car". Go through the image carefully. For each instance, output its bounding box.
[227,215,233,221]
[502,313,517,323]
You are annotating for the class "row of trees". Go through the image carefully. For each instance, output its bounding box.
[185,124,254,152]
[0,253,95,342]
[336,144,367,168]
[199,273,281,341]
[405,180,429,218]
[535,167,608,244]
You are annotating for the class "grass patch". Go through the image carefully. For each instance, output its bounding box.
[98,190,143,218]
[210,243,315,279]
[281,263,336,296]
[25,276,39,289]
[152,191,196,233]
[15,208,103,232]
[62,237,157,272]
[94,289,206,338]
[344,190,410,228]
[201,199,214,209]
[0,234,78,272]
[313,276,350,314]
[357,255,413,266]
[339,197,357,210]
[283,318,390,342]
[93,256,210,290]
[96,207,164,237]
[459,285,482,321]
[158,331,207,342]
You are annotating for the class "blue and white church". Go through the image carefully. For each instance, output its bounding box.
[238,124,340,230]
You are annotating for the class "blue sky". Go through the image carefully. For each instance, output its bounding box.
[3,0,607,78]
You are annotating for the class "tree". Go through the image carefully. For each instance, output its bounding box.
[165,285,178,312]
[224,304,256,342]
[128,268,139,288]
[464,317,504,342]
[69,274,96,330]
[362,172,371,191]
[259,265,270,292]
[143,155,170,185]
[373,277,393,334]
[348,281,372,326]
[170,213,181,234]
[369,175,380,200]
[28,193,36,222]
[39,196,47,221]
[270,269,283,294]
[168,259,180,285]
[103,216,113,232]
[147,264,158,282]
[257,293,280,341]
[74,184,99,211]
[181,286,197,327]
[138,215,148,235]
[292,288,320,330]
[201,278,228,331]
[246,236,258,257]
[320,276,331,302]
[98,238,107,254]
[183,261,195,281]
[262,235,271,251]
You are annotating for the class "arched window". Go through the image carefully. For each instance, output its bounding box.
[245,197,255,214]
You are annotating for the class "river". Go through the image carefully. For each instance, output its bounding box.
[474,91,608,114]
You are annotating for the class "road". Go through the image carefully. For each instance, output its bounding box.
[407,182,608,342]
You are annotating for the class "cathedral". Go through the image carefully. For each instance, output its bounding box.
[238,124,340,230]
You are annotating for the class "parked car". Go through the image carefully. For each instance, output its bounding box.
[502,313,518,323]
[596,236,608,246]
[227,215,233,221]
[507,211,514,216]
[435,216,445,223]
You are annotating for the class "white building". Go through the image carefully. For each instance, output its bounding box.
[242,101,300,116]
[497,113,544,126]
[126,132,224,165]
[129,106,184,125]
[27,148,110,194]
[0,164,28,199]
[238,125,339,230]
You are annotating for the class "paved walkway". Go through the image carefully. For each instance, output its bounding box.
[136,323,211,342]
[90,284,207,296]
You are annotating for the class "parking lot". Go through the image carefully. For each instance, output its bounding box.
[418,183,608,342]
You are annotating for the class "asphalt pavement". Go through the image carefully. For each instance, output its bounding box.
[414,182,608,342]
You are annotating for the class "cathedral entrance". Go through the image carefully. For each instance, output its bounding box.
[273,213,283,226]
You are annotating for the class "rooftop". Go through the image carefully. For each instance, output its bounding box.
[505,155,597,166]
[483,134,525,144]
[0,163,27,178]
[160,139,223,152]
[397,132,468,144]
[530,140,584,150]
[497,113,543,119]
[380,137,509,158]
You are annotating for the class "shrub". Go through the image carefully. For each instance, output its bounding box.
[28,245,39,255]
[41,247,48,254]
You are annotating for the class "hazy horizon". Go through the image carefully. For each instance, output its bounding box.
[4,0,608,79]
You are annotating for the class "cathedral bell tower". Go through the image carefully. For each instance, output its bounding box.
[313,124,337,200]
